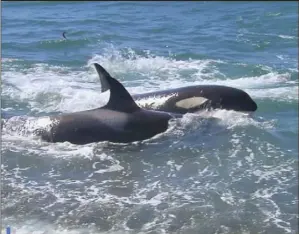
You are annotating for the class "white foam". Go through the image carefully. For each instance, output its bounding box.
[237,30,298,40]
[198,109,276,130]
[136,93,177,109]
[2,52,296,185]
[2,58,20,62]
[2,64,105,113]
[87,45,224,82]
[278,34,296,39]
[1,221,105,234]
[249,86,298,102]
[2,31,297,234]
[211,72,291,89]
[93,164,124,174]
[2,48,297,117]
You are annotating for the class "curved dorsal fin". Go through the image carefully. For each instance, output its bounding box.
[94,63,140,113]
[94,62,110,92]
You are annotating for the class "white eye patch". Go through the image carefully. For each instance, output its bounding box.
[175,97,209,109]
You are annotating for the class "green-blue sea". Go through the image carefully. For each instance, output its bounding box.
[2,2,298,234]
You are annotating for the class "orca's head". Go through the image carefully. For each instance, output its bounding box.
[220,90,258,112]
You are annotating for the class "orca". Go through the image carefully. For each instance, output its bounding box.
[95,65,258,114]
[35,64,182,145]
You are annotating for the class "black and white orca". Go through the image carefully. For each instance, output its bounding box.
[35,64,182,145]
[95,64,258,114]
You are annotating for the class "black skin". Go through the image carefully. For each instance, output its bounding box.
[36,64,182,145]
[95,65,258,114]
[132,85,258,114]
[37,108,177,145]
[35,63,257,145]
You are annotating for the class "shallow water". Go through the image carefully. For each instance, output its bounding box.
[1,2,298,234]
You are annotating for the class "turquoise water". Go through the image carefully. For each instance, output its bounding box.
[1,2,298,234]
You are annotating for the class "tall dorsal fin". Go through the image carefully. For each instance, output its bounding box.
[94,62,110,92]
[94,63,140,113]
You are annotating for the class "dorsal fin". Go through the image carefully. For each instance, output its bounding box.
[94,63,140,113]
[94,63,110,92]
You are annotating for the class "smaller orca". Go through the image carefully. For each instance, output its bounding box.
[35,64,182,145]
[95,65,258,114]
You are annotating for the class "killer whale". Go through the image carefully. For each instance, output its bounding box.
[95,65,257,114]
[35,64,182,145]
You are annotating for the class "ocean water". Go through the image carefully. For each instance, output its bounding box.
[1,1,298,234]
